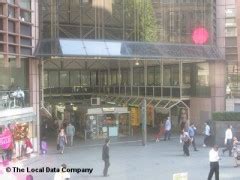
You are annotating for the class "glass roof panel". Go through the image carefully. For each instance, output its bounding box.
[105,41,122,56]
[36,38,223,60]
[83,40,109,56]
[60,39,86,56]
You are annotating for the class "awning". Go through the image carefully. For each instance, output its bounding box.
[35,38,223,60]
[0,112,36,126]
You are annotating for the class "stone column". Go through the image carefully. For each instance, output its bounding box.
[209,61,226,113]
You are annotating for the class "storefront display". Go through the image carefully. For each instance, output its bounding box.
[86,107,130,140]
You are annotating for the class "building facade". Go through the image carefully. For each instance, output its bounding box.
[0,0,40,155]
[35,0,225,134]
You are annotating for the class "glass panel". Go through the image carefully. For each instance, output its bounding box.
[60,39,86,56]
[20,10,31,22]
[172,65,179,86]
[48,71,59,87]
[44,71,48,88]
[110,70,118,85]
[8,6,15,18]
[121,69,129,86]
[20,24,32,36]
[81,71,90,86]
[147,66,155,86]
[59,71,69,87]
[84,41,108,56]
[197,63,209,86]
[183,64,191,86]
[70,71,80,86]
[20,0,31,9]
[105,41,122,56]
[90,71,97,86]
[133,67,144,86]
[155,66,161,85]
[163,66,171,86]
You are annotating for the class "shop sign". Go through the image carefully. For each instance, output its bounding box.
[0,129,12,150]
[102,108,115,112]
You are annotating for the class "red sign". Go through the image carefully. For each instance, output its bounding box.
[192,27,209,45]
[0,128,12,150]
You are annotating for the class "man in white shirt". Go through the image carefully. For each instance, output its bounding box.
[203,122,211,147]
[222,125,233,156]
[164,117,171,141]
[208,145,220,180]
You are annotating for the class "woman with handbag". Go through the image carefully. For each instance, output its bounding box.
[57,128,67,154]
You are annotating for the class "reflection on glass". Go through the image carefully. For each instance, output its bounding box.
[60,71,69,87]
[48,71,59,87]
[70,71,80,86]
[81,71,90,86]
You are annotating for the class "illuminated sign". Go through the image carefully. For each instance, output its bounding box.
[192,27,209,45]
[102,108,115,112]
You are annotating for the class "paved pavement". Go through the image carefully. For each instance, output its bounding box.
[1,136,240,180]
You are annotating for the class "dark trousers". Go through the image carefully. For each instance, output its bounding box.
[183,141,190,156]
[164,130,171,140]
[190,136,197,150]
[103,159,110,176]
[204,135,210,146]
[223,139,232,156]
[208,162,219,180]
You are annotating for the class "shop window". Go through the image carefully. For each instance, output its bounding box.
[99,70,108,86]
[20,10,31,22]
[60,71,69,87]
[20,0,31,9]
[70,71,80,86]
[225,37,237,46]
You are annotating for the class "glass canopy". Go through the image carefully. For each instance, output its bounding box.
[35,38,223,60]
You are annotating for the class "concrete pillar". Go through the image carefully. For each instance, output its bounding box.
[209,61,226,113]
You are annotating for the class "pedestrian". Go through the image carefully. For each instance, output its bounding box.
[208,145,220,180]
[232,137,240,167]
[54,163,70,180]
[57,128,67,154]
[203,122,211,147]
[155,121,164,142]
[188,123,198,151]
[180,129,191,156]
[164,117,171,141]
[222,125,233,156]
[66,123,75,146]
[102,138,110,177]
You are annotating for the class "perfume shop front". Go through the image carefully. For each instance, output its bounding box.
[0,113,37,160]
